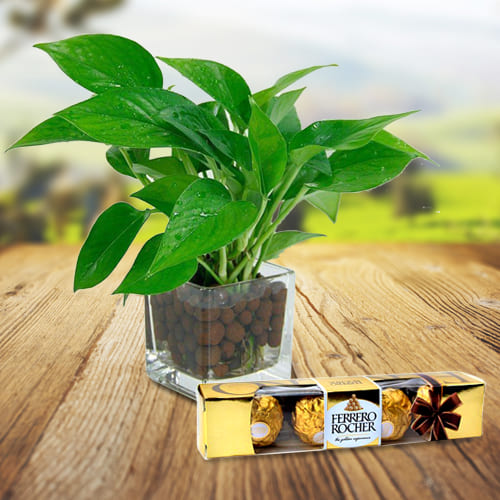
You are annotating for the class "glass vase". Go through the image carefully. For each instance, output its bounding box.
[145,262,295,399]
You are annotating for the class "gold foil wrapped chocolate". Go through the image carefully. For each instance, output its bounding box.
[251,395,283,447]
[412,382,463,441]
[416,385,431,403]
[381,388,411,441]
[292,396,324,446]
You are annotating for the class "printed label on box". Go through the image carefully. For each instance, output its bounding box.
[325,397,381,448]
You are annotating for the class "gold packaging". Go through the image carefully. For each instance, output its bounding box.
[381,389,411,441]
[292,396,324,445]
[412,378,479,441]
[197,372,485,459]
[251,395,283,447]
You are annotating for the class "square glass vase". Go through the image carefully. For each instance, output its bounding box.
[145,262,295,399]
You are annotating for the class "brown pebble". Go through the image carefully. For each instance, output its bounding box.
[269,330,282,347]
[151,295,163,309]
[250,320,267,336]
[239,310,253,325]
[152,313,165,336]
[225,322,245,343]
[213,363,229,378]
[247,298,260,311]
[273,289,287,303]
[272,301,285,315]
[178,342,186,354]
[163,293,174,305]
[194,364,208,378]
[181,315,193,332]
[183,300,194,315]
[256,300,272,321]
[193,321,207,340]
[165,305,177,323]
[173,298,184,315]
[220,307,235,324]
[185,334,197,352]
[256,332,268,346]
[166,332,176,348]
[221,340,235,359]
[233,299,246,314]
[271,281,286,295]
[262,286,272,299]
[195,321,225,345]
[194,306,221,322]
[248,281,264,297]
[271,315,284,332]
[195,345,221,366]
[174,324,184,341]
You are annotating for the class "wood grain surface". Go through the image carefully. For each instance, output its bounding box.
[0,243,499,500]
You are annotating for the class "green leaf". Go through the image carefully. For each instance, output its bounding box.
[199,101,230,129]
[158,58,251,123]
[290,111,418,165]
[56,88,201,149]
[114,235,197,295]
[306,191,341,223]
[266,88,305,125]
[248,100,288,193]
[263,231,324,260]
[323,140,423,192]
[35,34,163,93]
[289,145,326,169]
[132,156,186,179]
[277,107,302,143]
[74,202,149,290]
[158,104,223,157]
[174,150,209,174]
[131,175,198,215]
[7,116,96,150]
[200,129,251,170]
[253,64,337,108]
[373,130,433,163]
[151,179,258,272]
[285,151,331,198]
[106,147,148,178]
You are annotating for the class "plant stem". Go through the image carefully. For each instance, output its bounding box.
[236,195,267,254]
[206,157,224,184]
[226,184,308,283]
[249,185,309,258]
[197,257,225,285]
[119,147,150,186]
[177,151,197,175]
[250,162,303,246]
[218,247,227,281]
[252,238,271,279]
[227,251,253,283]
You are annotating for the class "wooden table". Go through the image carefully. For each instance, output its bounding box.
[1,243,499,500]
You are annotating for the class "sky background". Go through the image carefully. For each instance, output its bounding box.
[0,0,498,242]
[1,1,499,118]
[1,0,499,176]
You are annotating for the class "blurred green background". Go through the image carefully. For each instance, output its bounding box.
[1,0,499,245]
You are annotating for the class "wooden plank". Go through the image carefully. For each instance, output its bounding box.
[0,243,498,500]
[287,243,500,499]
[0,245,134,498]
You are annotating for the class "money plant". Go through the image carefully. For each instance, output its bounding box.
[9,34,429,295]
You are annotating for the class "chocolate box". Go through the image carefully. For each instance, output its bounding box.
[197,372,485,459]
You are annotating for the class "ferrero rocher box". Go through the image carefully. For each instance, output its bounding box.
[197,372,484,459]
